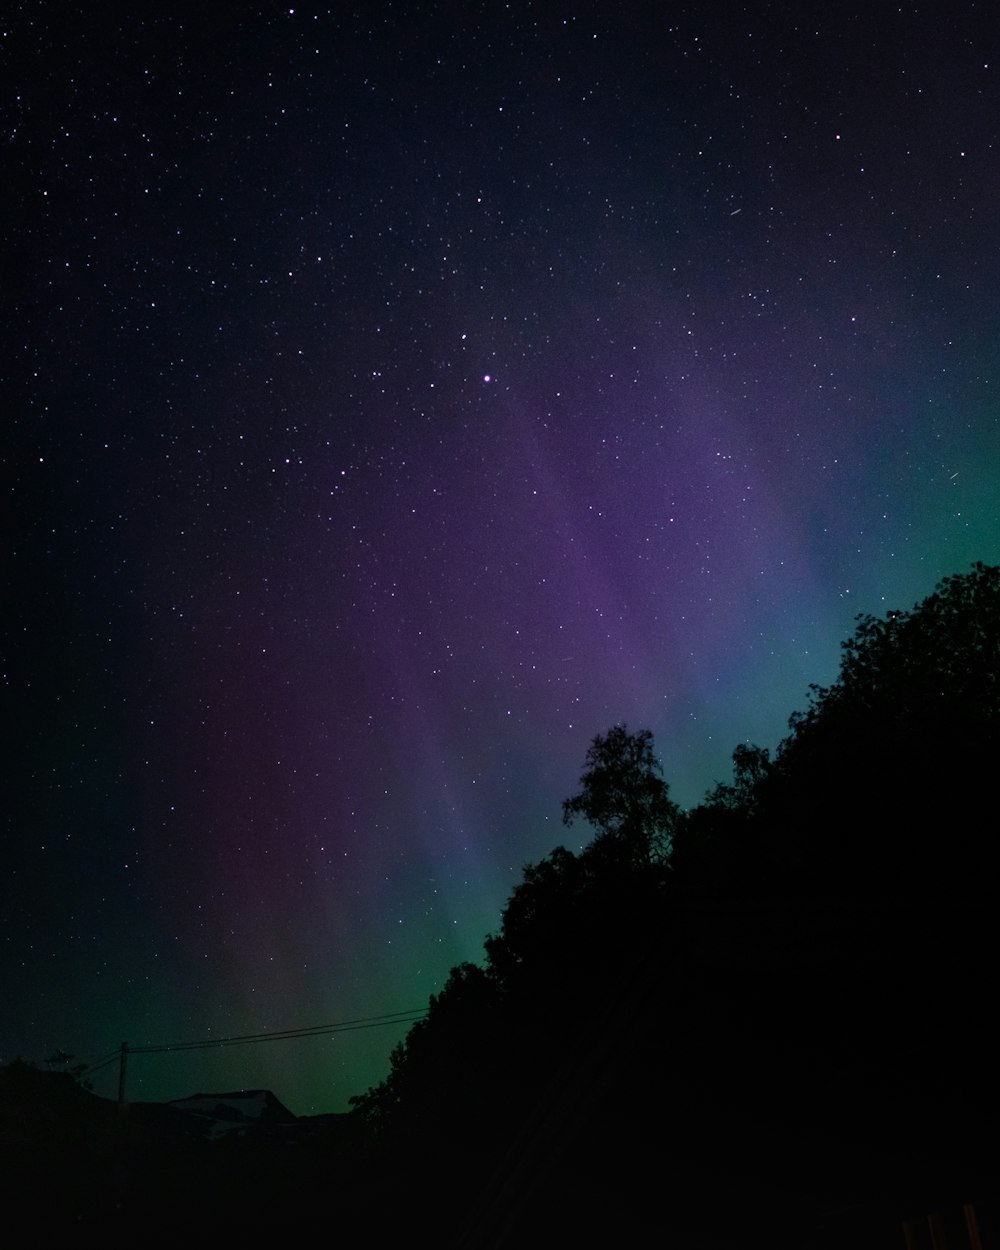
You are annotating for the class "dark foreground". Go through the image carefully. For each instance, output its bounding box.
[1,1064,992,1247]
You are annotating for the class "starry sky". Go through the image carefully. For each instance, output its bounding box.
[4,3,999,1114]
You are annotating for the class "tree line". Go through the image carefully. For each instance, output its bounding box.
[349,563,998,1243]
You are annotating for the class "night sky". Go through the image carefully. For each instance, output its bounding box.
[5,3,999,1114]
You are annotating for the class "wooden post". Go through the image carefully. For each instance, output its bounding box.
[963,1204,982,1250]
[927,1212,949,1250]
[902,1219,923,1250]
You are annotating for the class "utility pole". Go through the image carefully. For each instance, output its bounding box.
[117,1041,129,1116]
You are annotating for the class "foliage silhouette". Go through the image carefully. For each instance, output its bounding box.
[562,723,679,870]
[671,742,772,893]
[351,727,676,1165]
[759,560,1000,894]
[348,565,998,1241]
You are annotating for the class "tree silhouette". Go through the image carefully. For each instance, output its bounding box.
[562,724,678,870]
[483,845,590,984]
[345,569,998,1243]
[352,726,678,1159]
[763,561,1000,893]
[671,743,773,892]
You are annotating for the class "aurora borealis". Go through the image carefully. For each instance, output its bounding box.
[5,3,999,1113]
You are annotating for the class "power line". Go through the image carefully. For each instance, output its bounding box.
[83,1007,427,1075]
[132,1008,427,1055]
